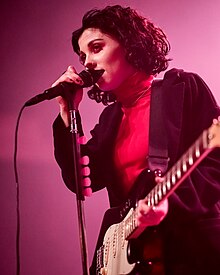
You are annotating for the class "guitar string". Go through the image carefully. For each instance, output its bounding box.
[102,212,134,267]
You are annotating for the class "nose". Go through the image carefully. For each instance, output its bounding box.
[84,55,96,70]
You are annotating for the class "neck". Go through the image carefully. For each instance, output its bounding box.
[113,71,154,107]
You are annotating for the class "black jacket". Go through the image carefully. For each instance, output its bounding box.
[53,68,220,274]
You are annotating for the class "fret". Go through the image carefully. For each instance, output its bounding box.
[155,184,161,200]
[188,156,193,166]
[195,139,201,158]
[162,183,166,195]
[157,184,163,200]
[182,158,187,172]
[145,194,152,207]
[171,172,176,185]
[151,193,155,206]
[166,177,171,190]
[188,147,194,165]
[154,191,159,205]
[176,161,181,178]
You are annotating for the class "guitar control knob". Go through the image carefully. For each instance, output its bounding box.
[154,169,162,177]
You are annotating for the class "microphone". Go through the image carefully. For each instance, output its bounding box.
[24,69,104,107]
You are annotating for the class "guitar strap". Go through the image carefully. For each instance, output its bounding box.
[148,79,169,174]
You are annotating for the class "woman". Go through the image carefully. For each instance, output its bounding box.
[52,5,220,275]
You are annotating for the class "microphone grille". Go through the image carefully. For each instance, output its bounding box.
[79,69,104,88]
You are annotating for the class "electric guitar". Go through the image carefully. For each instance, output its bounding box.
[94,118,220,275]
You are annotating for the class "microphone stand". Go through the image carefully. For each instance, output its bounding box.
[23,69,105,275]
[66,89,90,275]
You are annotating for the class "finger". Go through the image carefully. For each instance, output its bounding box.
[78,136,87,145]
[213,116,220,124]
[66,65,84,85]
[137,199,150,216]
[155,176,164,184]
[152,199,168,216]
[51,65,83,88]
[82,177,91,187]
[81,166,90,177]
[80,155,89,165]
[51,74,72,87]
[67,65,77,73]
[81,177,92,197]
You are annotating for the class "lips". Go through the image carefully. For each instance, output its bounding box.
[96,71,105,85]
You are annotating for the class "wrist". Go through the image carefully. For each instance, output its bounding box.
[60,106,70,127]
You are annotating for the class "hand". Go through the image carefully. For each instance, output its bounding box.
[51,65,84,127]
[136,177,168,227]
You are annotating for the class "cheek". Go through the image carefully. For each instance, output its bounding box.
[105,54,127,79]
[99,65,126,91]
[104,46,126,71]
[98,47,134,89]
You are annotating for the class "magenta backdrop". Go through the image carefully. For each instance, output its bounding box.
[1,0,220,274]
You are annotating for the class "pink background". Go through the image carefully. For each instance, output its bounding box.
[1,0,220,274]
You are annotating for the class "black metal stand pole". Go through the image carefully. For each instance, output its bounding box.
[67,91,90,275]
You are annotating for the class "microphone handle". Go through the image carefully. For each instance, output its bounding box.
[24,82,79,106]
[24,69,104,107]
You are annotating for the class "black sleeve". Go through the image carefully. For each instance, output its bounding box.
[165,70,220,225]
[53,104,121,194]
[53,113,82,193]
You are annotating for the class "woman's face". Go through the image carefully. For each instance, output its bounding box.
[78,28,136,91]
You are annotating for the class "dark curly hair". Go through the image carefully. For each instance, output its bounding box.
[72,5,171,104]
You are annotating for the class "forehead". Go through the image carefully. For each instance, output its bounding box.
[78,28,116,50]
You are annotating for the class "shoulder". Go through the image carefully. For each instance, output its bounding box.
[98,101,122,121]
[163,68,205,86]
[163,68,219,107]
[89,101,123,137]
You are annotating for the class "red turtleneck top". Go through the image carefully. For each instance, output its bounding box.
[113,72,153,196]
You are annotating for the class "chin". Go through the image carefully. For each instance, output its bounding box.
[97,80,120,92]
[96,81,111,91]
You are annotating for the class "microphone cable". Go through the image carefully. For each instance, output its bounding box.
[13,104,26,275]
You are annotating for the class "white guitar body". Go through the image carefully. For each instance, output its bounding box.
[100,209,135,275]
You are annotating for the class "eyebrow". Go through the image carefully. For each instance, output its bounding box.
[80,38,104,53]
[88,38,104,46]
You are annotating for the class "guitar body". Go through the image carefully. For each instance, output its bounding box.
[92,170,164,275]
[94,206,165,275]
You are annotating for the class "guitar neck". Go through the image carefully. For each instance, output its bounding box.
[124,120,220,239]
[146,128,212,207]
